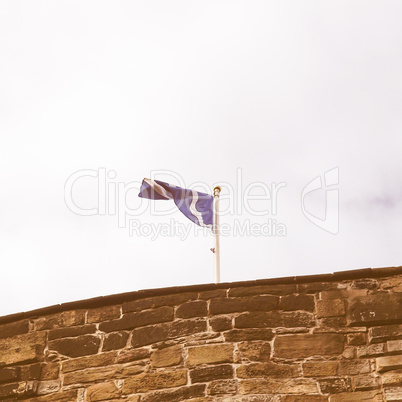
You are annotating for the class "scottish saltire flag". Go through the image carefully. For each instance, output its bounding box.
[138,178,213,227]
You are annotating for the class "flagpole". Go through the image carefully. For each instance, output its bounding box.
[213,186,221,284]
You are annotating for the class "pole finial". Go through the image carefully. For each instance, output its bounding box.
[213,186,221,196]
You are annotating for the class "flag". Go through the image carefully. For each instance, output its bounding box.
[138,178,213,227]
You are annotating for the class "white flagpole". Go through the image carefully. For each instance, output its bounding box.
[213,186,221,284]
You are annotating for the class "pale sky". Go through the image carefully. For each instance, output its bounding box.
[1,1,402,317]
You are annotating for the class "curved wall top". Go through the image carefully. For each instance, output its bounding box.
[0,266,402,401]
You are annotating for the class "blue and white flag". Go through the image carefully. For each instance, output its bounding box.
[138,178,213,227]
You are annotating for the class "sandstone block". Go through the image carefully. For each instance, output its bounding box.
[121,363,146,376]
[210,297,249,315]
[210,316,232,332]
[131,322,169,347]
[141,384,206,402]
[24,389,81,402]
[321,289,367,300]
[297,282,337,294]
[274,334,344,359]
[376,355,402,372]
[369,324,402,343]
[229,284,296,297]
[210,296,278,315]
[381,369,402,386]
[238,341,270,361]
[302,361,338,377]
[0,332,46,366]
[357,343,385,357]
[63,365,118,385]
[48,324,96,340]
[0,319,29,339]
[49,335,100,358]
[313,326,366,334]
[347,332,366,346]
[116,348,150,363]
[0,382,22,399]
[122,370,187,393]
[224,328,274,342]
[318,377,351,394]
[61,351,117,372]
[102,331,129,351]
[316,299,345,318]
[176,300,207,318]
[387,339,402,354]
[329,389,384,401]
[277,327,310,334]
[0,367,19,384]
[347,293,402,326]
[99,306,174,332]
[282,396,328,402]
[131,318,207,347]
[19,364,42,381]
[279,294,315,311]
[338,359,371,375]
[235,311,314,329]
[151,345,182,367]
[319,316,347,327]
[352,373,381,391]
[11,380,39,397]
[187,344,233,365]
[351,278,378,290]
[87,305,121,323]
[87,381,120,401]
[36,380,61,395]
[384,387,402,401]
[122,292,197,313]
[234,397,275,402]
[208,379,237,395]
[40,363,60,380]
[190,364,233,383]
[33,310,85,331]
[380,276,402,292]
[239,378,318,394]
[342,346,357,359]
[198,289,227,299]
[236,362,300,379]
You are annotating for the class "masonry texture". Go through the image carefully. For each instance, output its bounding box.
[1,266,402,401]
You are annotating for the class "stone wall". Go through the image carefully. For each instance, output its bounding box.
[1,266,402,401]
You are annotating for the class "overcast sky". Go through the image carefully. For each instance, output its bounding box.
[1,1,402,317]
